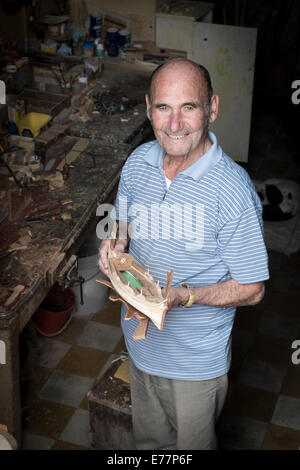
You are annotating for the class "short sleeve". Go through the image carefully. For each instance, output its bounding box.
[217,205,269,284]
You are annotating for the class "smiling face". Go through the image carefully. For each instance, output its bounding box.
[146,61,218,160]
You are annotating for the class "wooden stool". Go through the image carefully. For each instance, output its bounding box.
[87,358,134,450]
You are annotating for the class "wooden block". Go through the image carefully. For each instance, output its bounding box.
[44,252,66,287]
[71,138,89,152]
[56,138,89,171]
[56,150,79,171]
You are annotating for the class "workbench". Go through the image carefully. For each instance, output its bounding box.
[0,68,152,447]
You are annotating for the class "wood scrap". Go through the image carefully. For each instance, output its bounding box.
[103,12,129,35]
[35,124,69,162]
[4,284,26,308]
[71,138,89,152]
[133,317,150,340]
[25,199,72,221]
[69,96,94,122]
[56,138,89,172]
[44,251,66,287]
[42,171,65,190]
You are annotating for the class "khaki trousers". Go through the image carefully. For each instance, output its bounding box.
[129,359,228,450]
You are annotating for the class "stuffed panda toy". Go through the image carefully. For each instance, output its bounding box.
[254,179,300,221]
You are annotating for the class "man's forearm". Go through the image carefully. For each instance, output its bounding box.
[194,279,265,307]
[171,280,265,308]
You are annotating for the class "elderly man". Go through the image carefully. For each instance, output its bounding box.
[98,58,269,450]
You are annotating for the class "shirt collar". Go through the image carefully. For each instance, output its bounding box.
[142,131,223,181]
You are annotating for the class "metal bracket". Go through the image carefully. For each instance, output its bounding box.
[57,255,85,304]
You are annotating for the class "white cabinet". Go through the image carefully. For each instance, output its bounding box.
[192,23,257,162]
[156,11,257,162]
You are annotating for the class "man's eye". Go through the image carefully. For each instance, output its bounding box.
[158,105,167,110]
[184,105,195,111]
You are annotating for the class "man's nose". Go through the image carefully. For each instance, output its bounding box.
[169,110,183,132]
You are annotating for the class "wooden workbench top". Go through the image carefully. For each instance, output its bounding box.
[0,76,150,320]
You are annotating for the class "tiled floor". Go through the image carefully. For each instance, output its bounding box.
[19,102,300,450]
[21,291,126,450]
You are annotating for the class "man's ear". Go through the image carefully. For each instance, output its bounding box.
[209,94,219,123]
[145,93,152,121]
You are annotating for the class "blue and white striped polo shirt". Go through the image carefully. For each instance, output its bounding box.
[114,131,269,380]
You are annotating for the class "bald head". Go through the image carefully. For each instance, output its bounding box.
[147,58,213,107]
[144,57,219,160]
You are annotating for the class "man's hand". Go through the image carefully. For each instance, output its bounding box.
[161,286,189,310]
[98,237,128,277]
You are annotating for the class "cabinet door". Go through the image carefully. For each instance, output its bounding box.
[191,23,257,162]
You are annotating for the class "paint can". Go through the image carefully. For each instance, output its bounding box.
[90,13,103,27]
[90,25,102,38]
[107,27,118,44]
[106,28,119,56]
[117,29,131,47]
[117,29,130,58]
[83,40,94,56]
[107,43,118,56]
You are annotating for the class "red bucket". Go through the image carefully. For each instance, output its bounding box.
[33,283,75,337]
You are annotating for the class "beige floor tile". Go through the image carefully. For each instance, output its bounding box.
[35,338,72,369]
[76,321,122,352]
[262,423,300,450]
[92,301,121,327]
[79,393,89,410]
[114,335,127,354]
[56,345,110,378]
[21,366,53,406]
[22,399,75,440]
[56,317,88,344]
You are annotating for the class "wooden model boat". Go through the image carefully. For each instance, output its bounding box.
[97,233,174,340]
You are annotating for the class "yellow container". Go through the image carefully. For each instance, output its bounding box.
[41,42,58,53]
[17,112,52,138]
